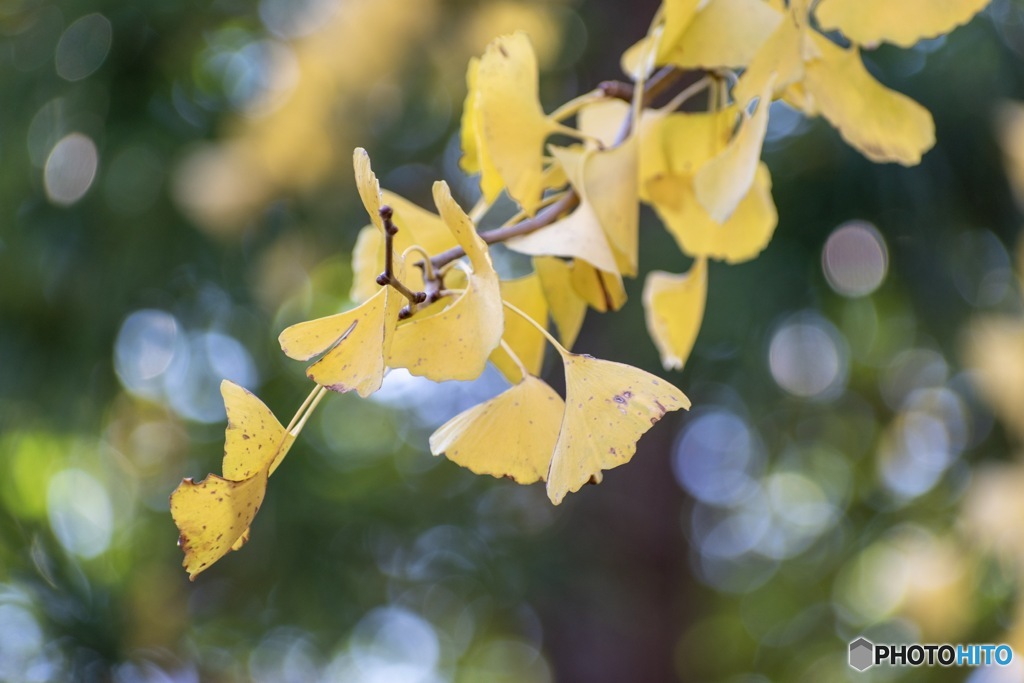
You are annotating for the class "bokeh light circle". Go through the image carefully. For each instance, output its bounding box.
[822,220,888,297]
[768,313,849,400]
[44,133,99,206]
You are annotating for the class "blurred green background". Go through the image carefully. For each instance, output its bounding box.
[4,0,1024,681]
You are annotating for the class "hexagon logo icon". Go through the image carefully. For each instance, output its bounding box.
[849,637,875,671]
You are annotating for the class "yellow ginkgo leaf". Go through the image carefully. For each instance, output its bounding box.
[620,32,659,81]
[350,225,383,303]
[804,36,935,165]
[578,98,630,148]
[733,10,805,105]
[279,275,403,396]
[388,182,503,381]
[534,256,587,349]
[660,108,735,176]
[642,259,708,371]
[546,354,690,504]
[505,147,621,273]
[430,375,564,484]
[648,163,778,264]
[459,57,483,176]
[585,138,640,276]
[815,0,990,49]
[477,32,558,215]
[694,78,774,223]
[353,148,385,233]
[657,0,702,62]
[490,274,549,384]
[665,0,782,69]
[570,260,628,313]
[170,381,295,580]
[283,147,405,395]
[460,57,504,202]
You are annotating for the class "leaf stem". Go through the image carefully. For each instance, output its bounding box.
[501,299,569,357]
[291,386,328,437]
[498,338,530,379]
[285,384,328,435]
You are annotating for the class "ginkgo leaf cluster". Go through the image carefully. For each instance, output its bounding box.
[171,0,989,578]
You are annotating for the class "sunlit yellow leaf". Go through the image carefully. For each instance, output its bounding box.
[460,57,504,202]
[477,32,557,215]
[170,381,295,580]
[620,33,658,81]
[546,354,689,504]
[586,138,640,276]
[694,79,774,223]
[570,260,627,313]
[353,148,385,233]
[643,259,708,371]
[534,256,587,349]
[660,108,735,175]
[815,0,990,49]
[505,147,620,273]
[279,280,403,396]
[388,182,503,381]
[648,163,777,263]
[657,0,702,62]
[350,225,383,303]
[490,273,549,383]
[804,36,935,165]
[430,375,564,483]
[665,0,782,69]
[578,99,630,148]
[733,12,805,105]
[283,147,405,395]
[459,57,483,176]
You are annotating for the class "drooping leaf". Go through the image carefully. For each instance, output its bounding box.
[804,36,935,165]
[534,256,588,349]
[387,181,504,381]
[815,0,990,49]
[570,260,628,313]
[460,57,504,201]
[643,259,708,371]
[476,32,558,215]
[490,273,549,384]
[585,137,640,276]
[694,78,774,223]
[657,0,703,62]
[732,10,805,105]
[430,375,564,484]
[546,354,690,504]
[665,0,782,69]
[647,163,778,263]
[170,381,295,580]
[505,146,621,273]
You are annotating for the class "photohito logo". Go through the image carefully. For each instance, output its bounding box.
[848,638,1013,671]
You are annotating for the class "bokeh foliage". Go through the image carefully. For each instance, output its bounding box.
[4,0,1024,681]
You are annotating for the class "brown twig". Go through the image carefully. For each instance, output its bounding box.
[376,206,427,318]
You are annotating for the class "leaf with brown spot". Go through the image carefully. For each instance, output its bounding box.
[170,381,295,580]
[546,354,690,505]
